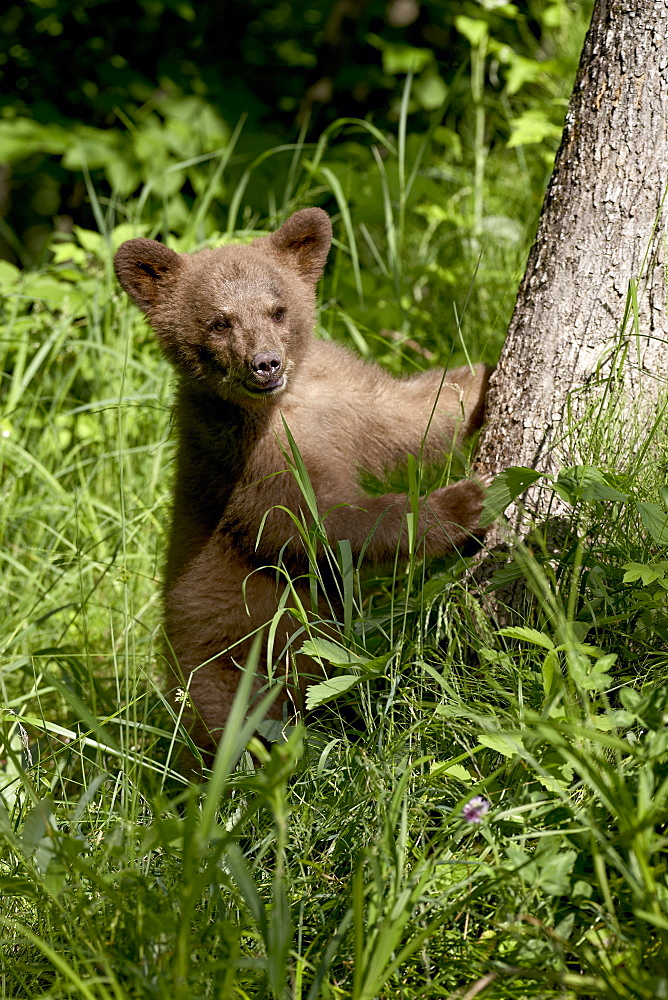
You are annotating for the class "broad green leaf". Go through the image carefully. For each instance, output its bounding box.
[480,466,543,525]
[19,275,87,315]
[111,223,149,250]
[498,626,554,650]
[21,801,54,855]
[536,772,569,794]
[478,733,520,757]
[49,242,87,266]
[0,118,68,161]
[73,226,104,254]
[578,656,614,692]
[414,68,447,110]
[593,653,617,671]
[62,129,121,170]
[305,674,361,709]
[106,158,142,198]
[623,562,668,586]
[430,761,473,782]
[0,260,20,285]
[300,638,366,666]
[607,709,635,727]
[504,55,544,95]
[555,466,628,505]
[455,16,488,47]
[507,109,563,147]
[537,849,576,896]
[637,502,668,544]
[367,35,433,74]
[619,686,643,712]
[570,620,592,643]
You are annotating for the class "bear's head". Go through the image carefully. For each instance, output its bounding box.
[114,208,332,405]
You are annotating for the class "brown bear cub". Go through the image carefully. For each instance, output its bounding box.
[114,208,490,751]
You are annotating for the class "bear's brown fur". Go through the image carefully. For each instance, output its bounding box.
[114,208,490,751]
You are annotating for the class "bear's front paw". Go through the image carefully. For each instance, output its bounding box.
[429,477,489,554]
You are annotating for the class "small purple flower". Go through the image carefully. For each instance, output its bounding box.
[462,796,490,823]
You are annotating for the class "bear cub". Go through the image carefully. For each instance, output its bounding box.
[114,209,490,751]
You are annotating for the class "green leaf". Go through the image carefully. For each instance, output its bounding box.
[535,772,569,794]
[300,638,366,667]
[478,733,520,757]
[0,260,20,285]
[578,656,614,692]
[73,226,104,254]
[455,16,489,47]
[507,109,563,148]
[584,483,629,502]
[480,466,543,525]
[383,45,433,75]
[106,158,142,198]
[552,465,590,497]
[537,849,576,896]
[414,68,447,110]
[633,909,668,932]
[570,620,591,643]
[305,674,362,709]
[619,686,643,712]
[111,223,149,250]
[367,35,433,74]
[49,241,87,267]
[555,465,629,505]
[498,626,555,650]
[0,118,68,162]
[275,39,317,68]
[486,561,525,591]
[0,877,41,898]
[637,502,668,545]
[225,843,267,937]
[541,649,560,698]
[504,55,544,95]
[622,561,668,586]
[542,2,564,28]
[21,801,54,855]
[555,466,628,505]
[607,709,635,727]
[430,761,473,782]
[61,128,121,170]
[19,275,87,315]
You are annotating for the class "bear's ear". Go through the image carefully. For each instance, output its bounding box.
[268,208,332,284]
[114,238,183,313]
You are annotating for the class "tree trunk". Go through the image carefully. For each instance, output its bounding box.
[475,0,668,533]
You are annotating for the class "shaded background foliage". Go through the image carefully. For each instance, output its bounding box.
[1,0,591,265]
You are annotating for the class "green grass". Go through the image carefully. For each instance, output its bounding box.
[1,115,668,1000]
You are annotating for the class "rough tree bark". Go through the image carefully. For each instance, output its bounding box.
[475,0,668,533]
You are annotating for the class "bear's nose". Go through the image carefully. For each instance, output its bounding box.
[251,351,282,375]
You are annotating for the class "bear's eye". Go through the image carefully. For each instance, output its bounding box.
[209,317,232,333]
[272,308,285,323]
